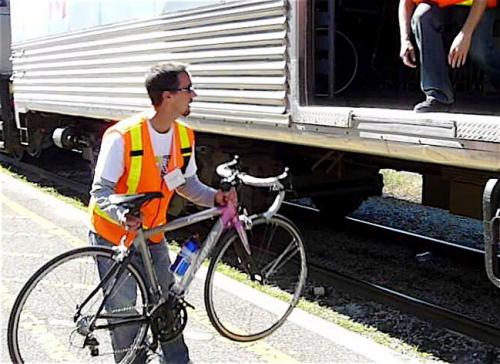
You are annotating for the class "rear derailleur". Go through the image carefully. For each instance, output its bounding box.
[74,314,100,356]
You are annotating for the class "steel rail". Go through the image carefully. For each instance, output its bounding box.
[284,200,500,346]
[343,216,485,265]
[283,200,485,265]
[308,263,500,348]
[0,153,89,200]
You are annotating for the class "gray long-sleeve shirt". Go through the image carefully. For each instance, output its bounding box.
[90,174,217,226]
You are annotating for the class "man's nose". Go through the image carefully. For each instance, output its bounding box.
[190,89,197,97]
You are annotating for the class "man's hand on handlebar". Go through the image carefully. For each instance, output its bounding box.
[214,187,237,207]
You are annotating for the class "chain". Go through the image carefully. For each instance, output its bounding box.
[106,303,153,314]
[69,303,158,359]
[72,298,187,359]
[80,343,153,358]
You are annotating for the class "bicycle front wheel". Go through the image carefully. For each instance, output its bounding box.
[204,214,307,342]
[8,246,149,363]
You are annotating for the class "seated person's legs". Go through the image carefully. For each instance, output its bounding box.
[469,9,500,92]
[411,3,455,110]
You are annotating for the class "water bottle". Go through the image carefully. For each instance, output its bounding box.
[170,237,199,277]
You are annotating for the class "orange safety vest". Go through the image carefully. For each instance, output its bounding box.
[89,115,195,246]
[413,0,497,8]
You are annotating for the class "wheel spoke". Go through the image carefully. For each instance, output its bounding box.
[204,215,307,342]
[261,238,298,280]
[8,247,149,363]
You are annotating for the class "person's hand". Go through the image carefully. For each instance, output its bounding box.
[400,40,417,68]
[214,187,237,206]
[124,213,142,231]
[448,31,471,69]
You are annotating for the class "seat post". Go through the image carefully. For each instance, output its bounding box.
[134,229,163,302]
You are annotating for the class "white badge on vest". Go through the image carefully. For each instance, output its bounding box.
[163,168,185,191]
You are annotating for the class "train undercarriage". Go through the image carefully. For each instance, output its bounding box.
[0,100,494,220]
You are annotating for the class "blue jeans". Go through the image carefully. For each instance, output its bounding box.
[89,232,190,364]
[411,4,500,103]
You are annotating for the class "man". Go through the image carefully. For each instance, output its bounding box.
[399,0,500,112]
[89,61,235,363]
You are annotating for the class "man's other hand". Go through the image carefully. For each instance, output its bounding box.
[400,40,417,68]
[214,187,237,206]
[448,31,471,68]
[124,213,142,231]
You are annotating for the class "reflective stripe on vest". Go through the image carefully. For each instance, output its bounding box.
[128,124,143,194]
[177,122,192,173]
[90,121,145,229]
[91,200,120,225]
[413,0,497,7]
[90,117,195,245]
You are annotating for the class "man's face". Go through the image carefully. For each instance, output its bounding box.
[167,71,197,117]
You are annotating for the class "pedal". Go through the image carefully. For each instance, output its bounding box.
[181,299,195,310]
[83,335,99,356]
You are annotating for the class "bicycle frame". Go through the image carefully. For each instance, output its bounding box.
[9,158,299,363]
[139,204,235,301]
[73,205,234,341]
[142,185,286,301]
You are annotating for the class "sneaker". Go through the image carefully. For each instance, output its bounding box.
[413,99,451,113]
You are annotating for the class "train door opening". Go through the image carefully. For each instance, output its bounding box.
[309,0,500,115]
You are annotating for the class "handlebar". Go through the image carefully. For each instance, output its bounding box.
[216,156,290,219]
[216,156,240,178]
[216,155,290,189]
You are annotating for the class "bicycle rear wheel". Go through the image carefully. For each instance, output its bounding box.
[8,246,149,363]
[204,214,307,342]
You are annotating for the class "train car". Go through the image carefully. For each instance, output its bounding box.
[1,0,499,218]
[0,0,15,156]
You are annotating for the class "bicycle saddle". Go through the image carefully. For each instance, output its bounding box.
[109,192,163,211]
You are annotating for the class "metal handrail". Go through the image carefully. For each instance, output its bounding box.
[483,179,500,288]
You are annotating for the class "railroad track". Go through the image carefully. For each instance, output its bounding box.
[0,153,90,202]
[343,216,485,266]
[284,200,500,348]
[3,156,499,349]
[3,153,483,267]
[308,263,500,348]
[283,200,485,265]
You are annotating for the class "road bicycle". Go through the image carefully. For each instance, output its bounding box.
[8,156,308,363]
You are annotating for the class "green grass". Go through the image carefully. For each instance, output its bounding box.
[381,169,422,203]
[0,165,87,211]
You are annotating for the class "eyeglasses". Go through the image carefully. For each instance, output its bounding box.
[164,85,195,93]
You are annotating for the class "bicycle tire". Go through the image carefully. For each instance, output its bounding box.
[8,246,149,363]
[204,214,307,342]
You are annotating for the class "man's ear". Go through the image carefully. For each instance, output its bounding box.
[161,91,171,104]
